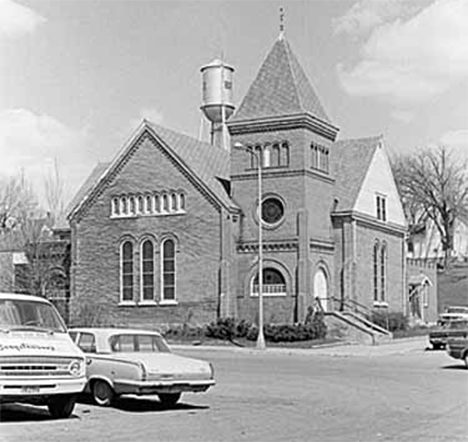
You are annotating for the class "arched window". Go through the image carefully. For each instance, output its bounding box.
[162,194,169,212]
[171,193,177,212]
[254,145,262,168]
[141,240,154,302]
[373,241,380,302]
[154,194,160,213]
[112,198,120,216]
[161,239,176,301]
[272,143,281,167]
[121,241,134,302]
[263,145,271,168]
[137,196,144,214]
[145,195,152,214]
[129,196,136,215]
[380,242,387,302]
[179,193,185,211]
[252,268,286,296]
[121,197,128,215]
[282,142,289,166]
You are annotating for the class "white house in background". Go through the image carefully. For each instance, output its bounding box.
[408,216,468,262]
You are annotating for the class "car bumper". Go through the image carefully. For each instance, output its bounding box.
[447,348,464,360]
[114,379,216,396]
[0,377,86,403]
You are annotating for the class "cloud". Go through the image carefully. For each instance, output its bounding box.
[439,129,468,162]
[336,0,468,104]
[391,110,414,124]
[333,0,420,37]
[0,0,45,38]
[0,109,92,206]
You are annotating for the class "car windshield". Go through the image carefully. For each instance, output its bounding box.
[109,333,171,353]
[0,298,66,333]
[446,307,468,314]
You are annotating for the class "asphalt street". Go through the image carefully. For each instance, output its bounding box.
[1,337,467,442]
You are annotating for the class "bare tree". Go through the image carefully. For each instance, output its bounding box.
[391,146,468,266]
[44,158,65,223]
[0,173,68,297]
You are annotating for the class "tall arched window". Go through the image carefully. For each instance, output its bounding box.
[112,198,120,216]
[141,240,154,302]
[282,142,290,166]
[161,239,176,301]
[162,194,169,212]
[380,242,387,302]
[121,241,134,302]
[373,241,380,302]
[273,143,281,166]
[263,145,271,167]
[179,193,185,211]
[171,193,177,211]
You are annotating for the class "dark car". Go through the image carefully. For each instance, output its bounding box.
[446,337,468,368]
[429,320,468,350]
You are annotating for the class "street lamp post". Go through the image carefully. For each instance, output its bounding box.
[234,142,266,349]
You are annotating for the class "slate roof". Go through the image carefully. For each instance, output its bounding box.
[231,37,330,124]
[332,136,382,212]
[67,162,110,218]
[68,122,236,219]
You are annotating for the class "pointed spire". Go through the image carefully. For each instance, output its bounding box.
[231,37,331,124]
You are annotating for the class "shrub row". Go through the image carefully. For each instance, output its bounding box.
[205,316,327,342]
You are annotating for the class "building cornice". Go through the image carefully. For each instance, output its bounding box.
[231,168,335,185]
[228,113,339,141]
[332,210,407,235]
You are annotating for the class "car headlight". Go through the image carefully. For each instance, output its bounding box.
[209,363,215,379]
[69,359,84,377]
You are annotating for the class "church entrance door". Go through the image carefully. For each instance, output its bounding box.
[314,269,328,312]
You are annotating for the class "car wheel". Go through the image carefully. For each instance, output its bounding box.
[92,380,114,406]
[158,393,181,407]
[48,394,77,419]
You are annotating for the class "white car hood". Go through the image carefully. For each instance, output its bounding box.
[116,352,212,376]
[0,331,83,358]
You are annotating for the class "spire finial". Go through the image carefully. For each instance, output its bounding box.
[279,7,285,40]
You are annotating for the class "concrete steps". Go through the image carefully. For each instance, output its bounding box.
[324,311,393,345]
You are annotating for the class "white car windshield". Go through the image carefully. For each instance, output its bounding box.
[446,307,468,314]
[109,334,171,353]
[0,299,67,333]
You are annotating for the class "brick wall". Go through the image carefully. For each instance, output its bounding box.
[70,135,223,328]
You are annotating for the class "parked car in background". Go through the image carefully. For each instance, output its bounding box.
[446,336,468,368]
[0,293,86,418]
[438,306,468,325]
[69,327,215,407]
[429,320,468,350]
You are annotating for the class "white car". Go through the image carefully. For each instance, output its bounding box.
[0,293,86,418]
[69,327,215,407]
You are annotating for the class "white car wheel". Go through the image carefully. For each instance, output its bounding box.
[92,380,114,406]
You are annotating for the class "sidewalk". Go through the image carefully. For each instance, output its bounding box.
[172,335,429,357]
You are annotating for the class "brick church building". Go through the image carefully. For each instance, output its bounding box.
[67,35,407,329]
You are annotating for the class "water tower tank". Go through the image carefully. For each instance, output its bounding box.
[200,59,235,124]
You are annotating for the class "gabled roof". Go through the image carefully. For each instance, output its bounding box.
[145,121,234,210]
[231,37,330,124]
[66,162,110,218]
[67,121,236,220]
[333,136,382,212]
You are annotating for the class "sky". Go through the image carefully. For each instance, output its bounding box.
[0,0,467,208]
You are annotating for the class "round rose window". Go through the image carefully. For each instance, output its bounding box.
[261,197,284,225]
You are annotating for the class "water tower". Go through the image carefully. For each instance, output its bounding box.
[200,59,235,149]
